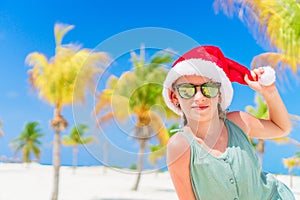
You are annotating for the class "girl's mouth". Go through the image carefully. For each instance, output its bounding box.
[192,105,209,110]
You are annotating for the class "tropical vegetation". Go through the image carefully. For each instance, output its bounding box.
[10,121,43,163]
[62,124,95,173]
[95,45,176,190]
[25,22,111,200]
[283,152,300,188]
[213,0,300,73]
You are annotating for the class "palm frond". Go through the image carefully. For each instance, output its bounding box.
[61,136,77,146]
[95,45,177,173]
[246,94,268,119]
[26,22,112,110]
[251,52,298,74]
[54,23,75,47]
[94,89,113,114]
[97,111,114,124]
[80,137,95,144]
[214,0,300,73]
[105,75,119,89]
[10,122,43,162]
[148,144,166,164]
[149,111,169,146]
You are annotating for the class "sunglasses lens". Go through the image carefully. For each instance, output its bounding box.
[201,82,220,98]
[177,84,196,99]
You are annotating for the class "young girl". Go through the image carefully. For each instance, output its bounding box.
[163,46,295,200]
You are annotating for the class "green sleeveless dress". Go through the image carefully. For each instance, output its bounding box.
[181,119,295,200]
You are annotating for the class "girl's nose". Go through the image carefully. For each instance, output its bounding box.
[193,87,205,100]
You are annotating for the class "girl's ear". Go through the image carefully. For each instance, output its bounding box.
[169,89,179,105]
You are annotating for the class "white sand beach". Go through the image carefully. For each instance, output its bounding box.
[0,163,299,200]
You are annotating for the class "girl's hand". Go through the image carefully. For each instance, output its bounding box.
[244,67,277,99]
[244,67,265,92]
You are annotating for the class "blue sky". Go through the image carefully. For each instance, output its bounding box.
[0,0,300,174]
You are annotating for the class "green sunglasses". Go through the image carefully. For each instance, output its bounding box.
[174,82,221,99]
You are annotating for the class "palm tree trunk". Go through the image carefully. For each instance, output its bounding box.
[51,130,61,200]
[256,139,265,165]
[132,139,146,191]
[289,168,293,188]
[103,141,108,174]
[73,145,78,174]
[155,163,159,177]
[51,107,67,200]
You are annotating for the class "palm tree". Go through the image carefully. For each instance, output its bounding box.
[272,130,300,185]
[10,122,43,163]
[25,22,111,200]
[95,45,176,190]
[213,0,300,73]
[283,153,300,188]
[62,124,94,173]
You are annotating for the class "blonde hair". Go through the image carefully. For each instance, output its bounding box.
[218,103,226,120]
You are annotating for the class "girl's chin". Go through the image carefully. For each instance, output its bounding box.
[186,111,217,122]
[188,113,212,121]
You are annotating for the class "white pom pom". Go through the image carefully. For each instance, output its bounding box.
[258,66,276,86]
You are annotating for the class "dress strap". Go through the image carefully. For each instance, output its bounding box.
[179,131,195,144]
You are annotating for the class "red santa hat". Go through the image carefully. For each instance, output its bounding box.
[162,45,276,115]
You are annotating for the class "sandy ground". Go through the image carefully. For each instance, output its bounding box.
[0,163,299,200]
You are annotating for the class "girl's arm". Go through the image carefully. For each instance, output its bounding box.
[167,133,196,200]
[228,68,292,139]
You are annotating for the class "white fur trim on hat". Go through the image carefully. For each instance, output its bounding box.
[162,59,233,115]
[259,66,276,86]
